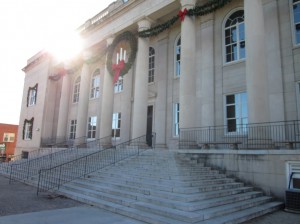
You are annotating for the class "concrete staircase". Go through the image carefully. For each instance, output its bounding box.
[56,150,283,224]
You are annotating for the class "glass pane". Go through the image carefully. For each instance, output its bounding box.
[294,4,300,23]
[232,44,238,61]
[231,27,237,43]
[227,119,236,132]
[239,23,245,40]
[227,105,236,118]
[226,95,235,104]
[240,41,246,59]
[296,23,300,44]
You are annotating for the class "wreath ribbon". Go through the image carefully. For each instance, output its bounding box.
[178,8,188,21]
[112,60,125,84]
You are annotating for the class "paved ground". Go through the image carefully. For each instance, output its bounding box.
[0,174,299,224]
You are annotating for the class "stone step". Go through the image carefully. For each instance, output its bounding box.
[89,171,229,187]
[91,169,225,182]
[200,201,283,224]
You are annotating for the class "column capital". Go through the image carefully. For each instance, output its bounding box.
[179,0,196,9]
[137,19,151,32]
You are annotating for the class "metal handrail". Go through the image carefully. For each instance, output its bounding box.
[179,120,300,149]
[8,135,111,184]
[37,133,156,195]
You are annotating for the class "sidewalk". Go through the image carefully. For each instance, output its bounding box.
[0,174,299,224]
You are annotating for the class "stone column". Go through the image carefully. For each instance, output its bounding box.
[264,1,285,123]
[132,19,151,139]
[76,52,91,143]
[179,0,197,129]
[100,37,114,139]
[200,15,215,127]
[56,72,71,140]
[245,0,269,124]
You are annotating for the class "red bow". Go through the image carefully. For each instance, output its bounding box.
[178,8,188,22]
[112,60,125,84]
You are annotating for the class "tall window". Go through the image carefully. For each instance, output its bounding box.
[27,84,38,106]
[174,103,180,137]
[73,76,81,103]
[112,113,121,138]
[224,10,245,63]
[23,118,34,140]
[175,36,181,77]
[292,0,300,45]
[87,116,97,139]
[90,69,100,99]
[114,76,123,93]
[148,47,155,83]
[69,119,77,139]
[225,92,248,133]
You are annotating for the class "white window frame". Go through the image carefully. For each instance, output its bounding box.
[87,116,97,139]
[90,69,100,99]
[112,112,121,138]
[223,9,246,64]
[291,0,300,46]
[174,35,181,78]
[3,133,15,142]
[28,89,37,106]
[73,76,81,103]
[173,103,180,137]
[24,122,32,140]
[148,47,155,83]
[114,76,123,93]
[69,119,77,140]
[224,92,248,134]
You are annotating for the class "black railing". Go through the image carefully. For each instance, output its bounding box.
[37,133,156,195]
[9,136,112,184]
[179,120,300,149]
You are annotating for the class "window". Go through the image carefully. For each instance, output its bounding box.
[224,10,245,63]
[23,118,34,140]
[286,161,300,190]
[69,119,77,139]
[73,76,81,103]
[148,47,155,83]
[27,84,38,106]
[90,69,100,99]
[292,0,300,45]
[112,113,121,138]
[3,133,15,142]
[174,103,180,137]
[114,76,123,93]
[87,116,97,139]
[225,92,248,133]
[175,36,181,77]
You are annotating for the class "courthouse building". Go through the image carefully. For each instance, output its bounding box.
[16,0,300,152]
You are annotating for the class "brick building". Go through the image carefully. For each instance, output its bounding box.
[0,123,18,161]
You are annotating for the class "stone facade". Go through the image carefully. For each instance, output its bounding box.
[16,0,300,154]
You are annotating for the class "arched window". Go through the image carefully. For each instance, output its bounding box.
[90,68,100,99]
[175,35,181,77]
[224,10,245,63]
[73,76,81,103]
[148,47,155,83]
[292,0,300,45]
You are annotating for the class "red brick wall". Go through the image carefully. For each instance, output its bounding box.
[0,123,18,160]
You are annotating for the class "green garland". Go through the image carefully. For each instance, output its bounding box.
[138,0,232,38]
[107,31,137,77]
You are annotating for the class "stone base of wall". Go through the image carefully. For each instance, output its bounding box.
[176,149,300,200]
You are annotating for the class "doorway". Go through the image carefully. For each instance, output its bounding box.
[146,105,153,146]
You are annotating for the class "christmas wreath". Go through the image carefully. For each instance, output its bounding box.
[107,31,137,80]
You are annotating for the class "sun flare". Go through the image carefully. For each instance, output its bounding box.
[45,30,83,62]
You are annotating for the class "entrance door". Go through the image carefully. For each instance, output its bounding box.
[146,105,153,146]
